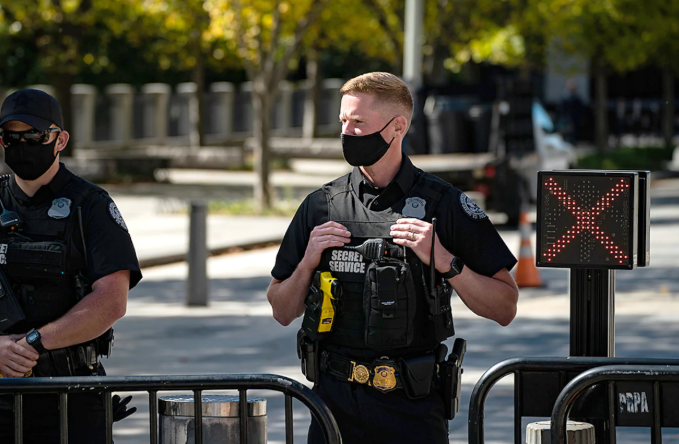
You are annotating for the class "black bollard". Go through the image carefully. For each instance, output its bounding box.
[187,201,208,306]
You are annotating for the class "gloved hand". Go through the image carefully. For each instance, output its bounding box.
[112,394,137,422]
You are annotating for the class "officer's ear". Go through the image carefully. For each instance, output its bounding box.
[54,130,69,155]
[392,116,408,139]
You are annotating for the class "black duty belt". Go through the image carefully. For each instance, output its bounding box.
[320,350,403,393]
[34,342,100,377]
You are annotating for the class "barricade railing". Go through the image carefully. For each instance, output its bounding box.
[0,373,342,444]
[468,357,679,444]
[551,364,679,444]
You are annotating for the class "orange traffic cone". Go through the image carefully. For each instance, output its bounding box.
[514,207,543,288]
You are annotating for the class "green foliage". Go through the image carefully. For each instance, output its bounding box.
[576,146,675,171]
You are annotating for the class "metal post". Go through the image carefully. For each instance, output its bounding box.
[570,268,616,444]
[570,268,615,357]
[403,0,424,90]
[187,202,208,306]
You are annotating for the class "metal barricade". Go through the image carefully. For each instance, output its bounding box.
[551,365,679,444]
[0,373,342,444]
[468,357,679,444]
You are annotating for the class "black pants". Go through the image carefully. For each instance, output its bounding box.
[0,364,106,444]
[308,372,449,444]
[0,391,106,444]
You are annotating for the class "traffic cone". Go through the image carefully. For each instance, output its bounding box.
[514,207,543,288]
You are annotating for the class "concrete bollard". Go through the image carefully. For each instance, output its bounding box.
[210,82,235,141]
[159,395,267,444]
[177,82,200,148]
[141,83,171,143]
[105,84,134,147]
[273,80,293,135]
[186,201,208,307]
[70,84,97,149]
[526,420,594,444]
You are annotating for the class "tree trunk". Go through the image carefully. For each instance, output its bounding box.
[662,63,675,150]
[594,57,609,153]
[252,79,273,211]
[303,45,320,141]
[192,50,206,148]
[52,72,75,157]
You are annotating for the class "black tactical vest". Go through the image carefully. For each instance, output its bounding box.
[0,175,102,333]
[317,170,456,357]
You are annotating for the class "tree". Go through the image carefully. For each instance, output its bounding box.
[206,0,329,210]
[300,0,399,139]
[643,0,679,148]
[528,0,661,152]
[0,0,147,155]
[140,0,242,147]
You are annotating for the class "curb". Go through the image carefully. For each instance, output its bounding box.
[138,237,284,269]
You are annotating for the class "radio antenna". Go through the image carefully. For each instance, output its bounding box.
[430,218,437,292]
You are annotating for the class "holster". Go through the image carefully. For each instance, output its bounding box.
[297,328,318,383]
[439,338,466,420]
[49,348,75,376]
[34,342,101,377]
[399,353,436,399]
[96,328,114,358]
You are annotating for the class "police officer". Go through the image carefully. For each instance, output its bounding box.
[268,73,519,444]
[0,89,142,443]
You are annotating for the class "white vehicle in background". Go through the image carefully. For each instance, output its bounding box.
[418,98,576,225]
[513,101,577,204]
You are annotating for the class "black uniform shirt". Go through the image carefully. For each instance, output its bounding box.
[272,153,517,281]
[1,164,142,289]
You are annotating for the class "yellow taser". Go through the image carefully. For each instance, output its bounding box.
[317,271,341,333]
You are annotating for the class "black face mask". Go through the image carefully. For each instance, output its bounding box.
[4,139,58,181]
[341,117,396,167]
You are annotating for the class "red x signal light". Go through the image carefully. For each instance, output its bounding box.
[536,171,649,270]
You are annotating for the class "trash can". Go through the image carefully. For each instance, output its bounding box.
[159,395,267,444]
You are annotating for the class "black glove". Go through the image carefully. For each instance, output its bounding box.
[112,394,137,422]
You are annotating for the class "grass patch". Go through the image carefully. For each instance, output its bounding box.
[577,146,674,171]
[208,198,299,217]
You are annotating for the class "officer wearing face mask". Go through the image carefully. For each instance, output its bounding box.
[0,89,142,443]
[268,73,519,444]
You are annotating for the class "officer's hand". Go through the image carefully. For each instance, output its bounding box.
[301,221,351,271]
[0,335,39,378]
[391,218,452,272]
[112,394,137,422]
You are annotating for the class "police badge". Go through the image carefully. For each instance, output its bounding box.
[48,198,71,219]
[402,197,426,219]
[373,365,397,392]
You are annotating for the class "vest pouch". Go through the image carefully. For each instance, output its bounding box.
[399,353,435,399]
[364,258,416,348]
[431,282,455,341]
[5,241,67,281]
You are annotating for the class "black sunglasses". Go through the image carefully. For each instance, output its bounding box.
[0,128,61,147]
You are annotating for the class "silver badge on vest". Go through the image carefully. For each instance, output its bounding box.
[48,198,72,219]
[402,197,426,219]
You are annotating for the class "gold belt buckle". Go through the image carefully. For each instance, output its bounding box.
[373,365,397,392]
[348,361,370,385]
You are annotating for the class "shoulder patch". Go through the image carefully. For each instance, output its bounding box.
[459,192,487,220]
[48,197,72,219]
[108,201,128,231]
[402,197,426,219]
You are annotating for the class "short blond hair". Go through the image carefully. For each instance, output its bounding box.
[340,72,413,124]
